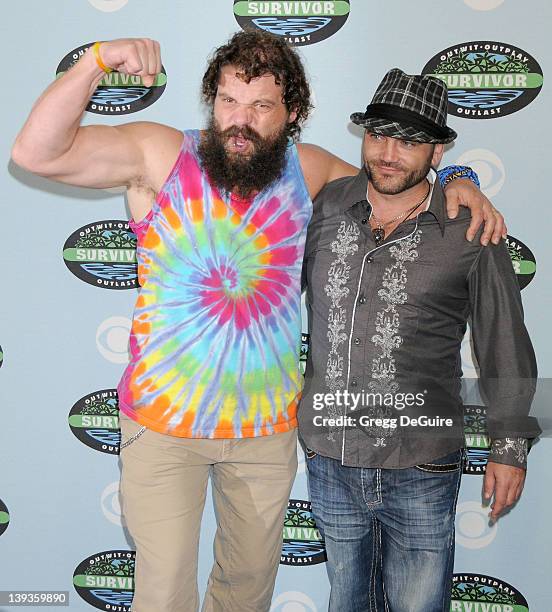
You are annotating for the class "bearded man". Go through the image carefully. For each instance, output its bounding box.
[299,69,538,612]
[12,32,503,612]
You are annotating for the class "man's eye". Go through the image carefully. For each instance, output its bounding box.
[401,140,416,148]
[255,103,272,112]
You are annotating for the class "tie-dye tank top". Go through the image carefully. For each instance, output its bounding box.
[117,130,312,438]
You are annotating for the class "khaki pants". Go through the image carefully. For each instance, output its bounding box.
[119,413,298,612]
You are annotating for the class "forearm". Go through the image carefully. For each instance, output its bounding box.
[12,47,104,172]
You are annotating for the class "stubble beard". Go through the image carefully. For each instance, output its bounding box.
[365,157,433,195]
[198,115,289,199]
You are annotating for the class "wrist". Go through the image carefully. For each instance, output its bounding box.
[92,41,114,74]
[439,165,481,189]
[80,43,110,77]
[75,44,110,93]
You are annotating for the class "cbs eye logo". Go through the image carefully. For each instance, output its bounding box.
[101,481,125,526]
[455,149,505,198]
[463,0,504,9]
[96,316,131,364]
[270,591,317,612]
[455,501,497,549]
[87,0,129,11]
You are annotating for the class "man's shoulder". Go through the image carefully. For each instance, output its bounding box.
[118,122,185,170]
[432,204,487,257]
[441,203,482,240]
[318,173,360,195]
[310,170,366,219]
[316,169,364,202]
[125,124,187,197]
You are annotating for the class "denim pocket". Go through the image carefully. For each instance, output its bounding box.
[305,448,317,460]
[414,449,463,473]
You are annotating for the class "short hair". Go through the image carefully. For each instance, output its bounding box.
[201,30,312,140]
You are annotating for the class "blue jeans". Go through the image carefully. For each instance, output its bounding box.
[306,450,463,612]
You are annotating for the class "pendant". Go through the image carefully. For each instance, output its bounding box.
[372,226,385,246]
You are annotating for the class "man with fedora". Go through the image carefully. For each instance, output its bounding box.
[299,68,538,611]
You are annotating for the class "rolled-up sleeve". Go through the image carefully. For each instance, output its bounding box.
[468,240,540,445]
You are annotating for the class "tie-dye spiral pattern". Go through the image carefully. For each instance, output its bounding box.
[117,130,312,438]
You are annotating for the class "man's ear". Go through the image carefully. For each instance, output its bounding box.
[288,108,298,124]
[431,143,444,167]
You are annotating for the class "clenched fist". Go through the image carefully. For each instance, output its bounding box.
[95,38,161,87]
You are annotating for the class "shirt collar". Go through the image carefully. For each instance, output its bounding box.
[423,168,446,235]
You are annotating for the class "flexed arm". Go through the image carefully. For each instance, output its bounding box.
[11,39,174,190]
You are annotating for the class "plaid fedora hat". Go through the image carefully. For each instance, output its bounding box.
[350,68,457,144]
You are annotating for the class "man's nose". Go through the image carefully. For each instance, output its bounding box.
[380,138,400,163]
[230,103,254,127]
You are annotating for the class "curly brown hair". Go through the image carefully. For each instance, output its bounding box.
[201,30,312,141]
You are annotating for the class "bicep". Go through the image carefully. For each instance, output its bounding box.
[469,243,534,374]
[46,123,145,189]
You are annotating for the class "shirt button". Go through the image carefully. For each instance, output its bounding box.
[354,338,361,345]
[361,218,368,224]
[367,257,373,263]
[359,296,366,304]
[350,379,358,387]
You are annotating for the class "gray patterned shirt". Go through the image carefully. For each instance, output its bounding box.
[298,168,539,469]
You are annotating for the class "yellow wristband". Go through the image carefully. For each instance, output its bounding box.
[92,42,113,73]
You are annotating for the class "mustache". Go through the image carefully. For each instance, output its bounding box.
[375,160,404,170]
[221,125,262,144]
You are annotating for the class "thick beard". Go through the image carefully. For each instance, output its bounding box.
[198,116,289,198]
[365,155,433,195]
